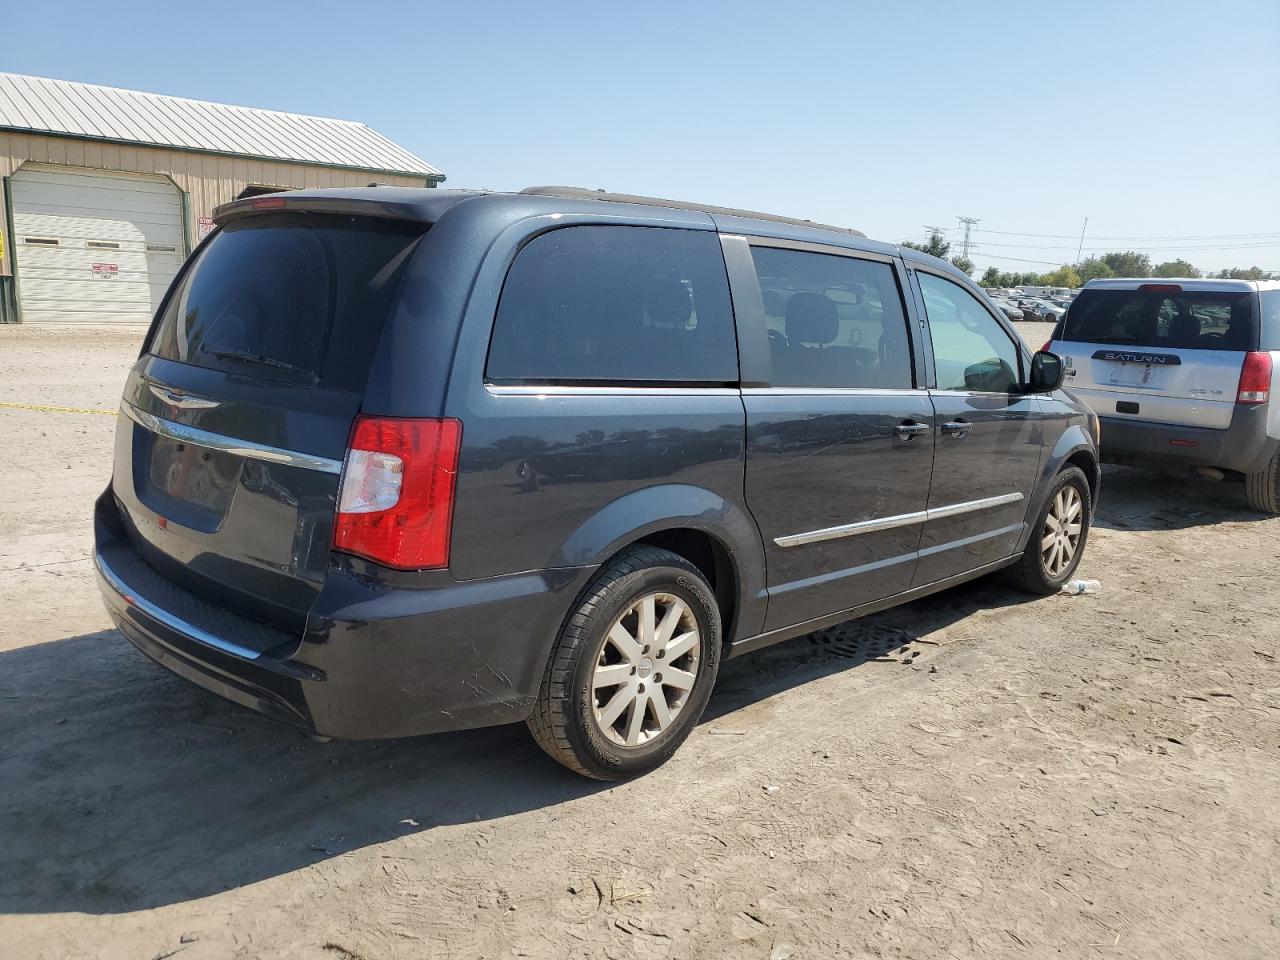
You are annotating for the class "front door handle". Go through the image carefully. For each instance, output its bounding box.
[941,420,971,438]
[894,421,930,440]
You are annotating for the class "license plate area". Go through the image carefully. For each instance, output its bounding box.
[1106,362,1157,388]
[132,428,241,532]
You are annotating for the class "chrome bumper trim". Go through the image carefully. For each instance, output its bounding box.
[95,550,263,662]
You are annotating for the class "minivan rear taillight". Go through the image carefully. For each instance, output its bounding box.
[1237,352,1273,405]
[333,416,462,569]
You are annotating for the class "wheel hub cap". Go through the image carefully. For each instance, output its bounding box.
[1041,485,1084,577]
[591,592,700,747]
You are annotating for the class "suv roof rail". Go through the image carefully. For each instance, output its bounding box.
[519,185,867,239]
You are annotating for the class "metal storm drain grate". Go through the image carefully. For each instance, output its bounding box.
[807,623,917,662]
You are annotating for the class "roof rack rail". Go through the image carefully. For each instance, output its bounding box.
[519,186,866,239]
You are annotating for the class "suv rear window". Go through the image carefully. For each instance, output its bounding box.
[149,213,426,391]
[1261,290,1280,351]
[1063,288,1256,351]
[486,225,738,385]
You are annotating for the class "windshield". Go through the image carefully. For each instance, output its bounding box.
[1062,288,1256,350]
[149,213,426,391]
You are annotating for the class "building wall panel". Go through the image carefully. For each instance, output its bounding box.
[1,131,430,281]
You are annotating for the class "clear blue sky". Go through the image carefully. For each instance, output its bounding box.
[4,0,1278,272]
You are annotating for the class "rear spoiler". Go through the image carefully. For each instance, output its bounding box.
[214,194,433,226]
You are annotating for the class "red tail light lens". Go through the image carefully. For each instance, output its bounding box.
[1237,352,1273,405]
[333,416,462,569]
[1138,283,1183,293]
[251,196,287,209]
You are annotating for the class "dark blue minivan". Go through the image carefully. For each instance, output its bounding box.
[94,186,1100,779]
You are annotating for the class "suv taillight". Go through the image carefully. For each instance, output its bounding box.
[333,416,462,569]
[1237,352,1273,405]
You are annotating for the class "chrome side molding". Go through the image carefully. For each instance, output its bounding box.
[120,401,344,475]
[774,492,1025,548]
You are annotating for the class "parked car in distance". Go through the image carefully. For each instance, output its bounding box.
[1047,278,1280,513]
[94,185,1101,779]
[988,296,1025,321]
[1022,298,1066,322]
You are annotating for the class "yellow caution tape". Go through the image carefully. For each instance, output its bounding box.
[0,400,116,416]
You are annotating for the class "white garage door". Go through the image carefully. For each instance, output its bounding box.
[11,165,185,324]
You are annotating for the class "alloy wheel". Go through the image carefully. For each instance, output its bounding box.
[591,592,700,747]
[1041,485,1083,577]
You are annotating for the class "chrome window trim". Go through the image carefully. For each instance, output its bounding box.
[120,401,343,475]
[737,233,897,264]
[741,387,924,397]
[774,492,1025,548]
[95,551,263,662]
[485,384,741,397]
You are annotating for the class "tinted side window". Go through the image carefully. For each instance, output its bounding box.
[1259,291,1280,350]
[486,225,737,384]
[918,272,1021,393]
[750,246,913,389]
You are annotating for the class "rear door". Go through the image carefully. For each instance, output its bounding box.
[912,268,1044,586]
[1053,284,1258,428]
[111,210,427,632]
[731,237,935,631]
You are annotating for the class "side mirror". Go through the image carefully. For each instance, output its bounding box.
[1027,350,1064,393]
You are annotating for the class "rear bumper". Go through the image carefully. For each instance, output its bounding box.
[95,493,592,739]
[1099,404,1277,474]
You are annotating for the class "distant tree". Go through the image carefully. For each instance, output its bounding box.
[1215,266,1270,280]
[902,230,951,259]
[1152,259,1202,278]
[950,255,975,275]
[1041,265,1083,288]
[1077,257,1115,283]
[1099,251,1152,278]
[979,266,1002,287]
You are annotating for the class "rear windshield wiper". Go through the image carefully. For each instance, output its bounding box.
[200,348,318,383]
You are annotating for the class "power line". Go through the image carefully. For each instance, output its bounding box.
[975,227,1280,241]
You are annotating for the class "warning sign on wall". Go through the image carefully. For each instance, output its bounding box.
[91,262,119,279]
[197,217,214,241]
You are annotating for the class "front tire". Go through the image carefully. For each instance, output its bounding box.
[527,546,722,780]
[1245,448,1280,514]
[1008,466,1093,594]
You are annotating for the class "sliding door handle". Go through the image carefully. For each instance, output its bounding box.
[941,420,971,438]
[893,421,930,440]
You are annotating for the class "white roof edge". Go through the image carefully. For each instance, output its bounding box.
[1082,277,1270,291]
[0,72,443,179]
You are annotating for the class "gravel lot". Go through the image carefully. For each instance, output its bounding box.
[1,323,1278,960]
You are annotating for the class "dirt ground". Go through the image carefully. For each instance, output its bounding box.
[1,323,1277,960]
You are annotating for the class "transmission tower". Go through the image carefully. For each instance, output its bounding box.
[956,216,980,260]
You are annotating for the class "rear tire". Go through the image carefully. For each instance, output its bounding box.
[527,546,722,780]
[1007,466,1093,595]
[1245,448,1280,514]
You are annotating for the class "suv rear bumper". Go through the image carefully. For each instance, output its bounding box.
[1099,404,1277,474]
[95,493,591,739]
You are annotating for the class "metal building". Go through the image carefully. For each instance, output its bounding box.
[0,73,443,323]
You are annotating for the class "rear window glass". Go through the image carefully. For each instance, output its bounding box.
[1063,288,1256,351]
[486,225,738,384]
[1261,291,1280,351]
[149,214,426,391]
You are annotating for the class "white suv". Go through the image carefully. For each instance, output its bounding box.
[1048,278,1280,513]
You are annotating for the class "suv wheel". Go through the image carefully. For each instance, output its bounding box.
[1008,466,1092,594]
[1245,448,1280,514]
[527,546,722,780]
